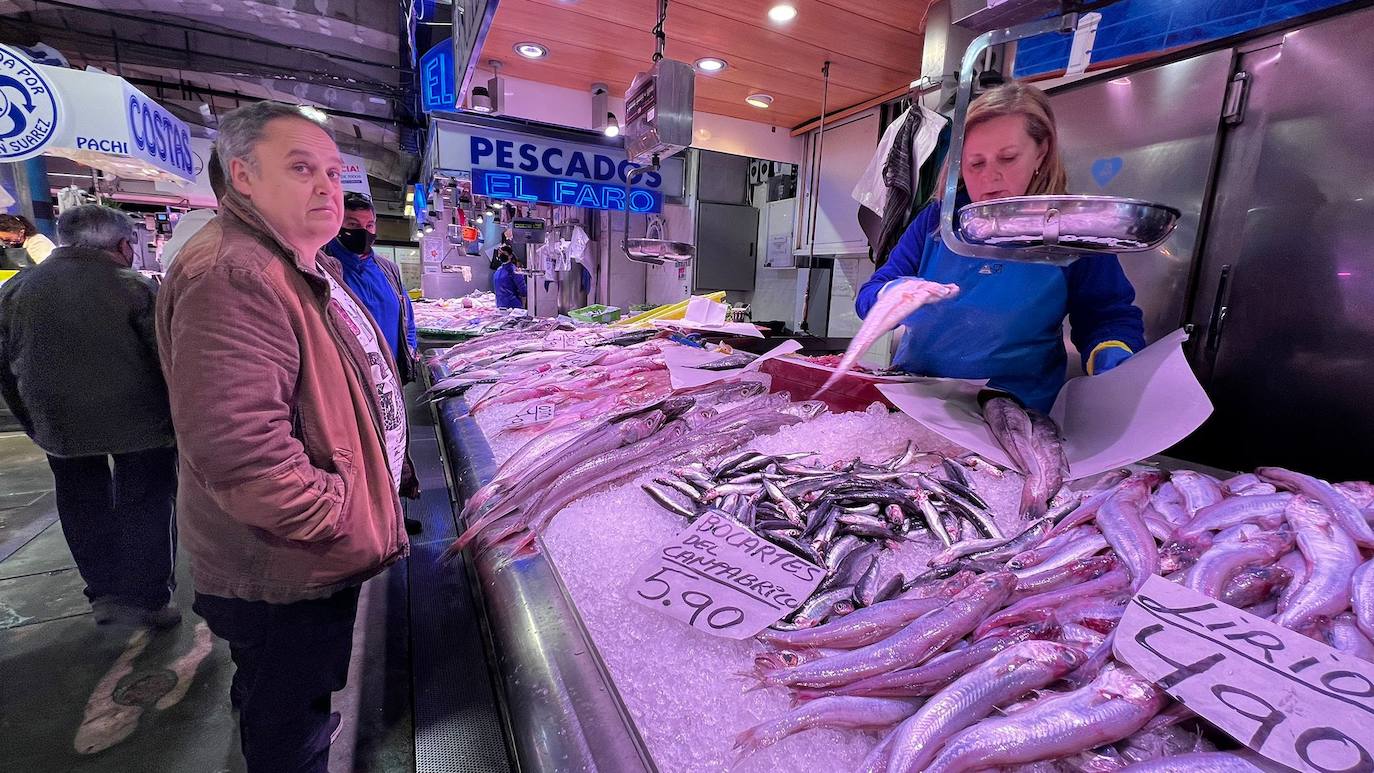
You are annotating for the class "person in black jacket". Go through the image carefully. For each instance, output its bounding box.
[0,204,180,629]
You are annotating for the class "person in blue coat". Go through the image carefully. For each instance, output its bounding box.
[324,193,418,382]
[492,244,528,309]
[856,82,1145,413]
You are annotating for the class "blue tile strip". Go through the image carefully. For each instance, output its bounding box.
[1013,0,1352,78]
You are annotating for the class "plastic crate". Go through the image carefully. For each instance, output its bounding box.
[569,304,622,324]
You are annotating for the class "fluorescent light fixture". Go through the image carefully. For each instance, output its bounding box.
[768,4,797,23]
[745,93,774,109]
[514,42,548,59]
[695,57,727,73]
[298,105,328,123]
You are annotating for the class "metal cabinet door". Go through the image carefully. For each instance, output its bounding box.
[1048,48,1234,373]
[1181,7,1374,480]
[694,202,759,292]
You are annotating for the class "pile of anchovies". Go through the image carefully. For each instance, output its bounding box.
[644,444,1050,630]
[701,460,1374,772]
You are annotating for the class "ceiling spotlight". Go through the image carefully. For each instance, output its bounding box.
[767,4,797,23]
[414,230,424,240]
[514,42,548,59]
[745,93,774,109]
[695,57,727,73]
[603,112,621,138]
[424,222,435,233]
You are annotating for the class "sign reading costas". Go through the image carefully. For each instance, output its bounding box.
[124,83,194,179]
[432,123,686,214]
[0,44,63,162]
[0,46,193,182]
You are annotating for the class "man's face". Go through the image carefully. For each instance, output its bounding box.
[229,116,343,255]
[342,207,376,234]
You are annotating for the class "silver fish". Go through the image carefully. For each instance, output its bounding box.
[1259,466,1374,548]
[756,573,1016,689]
[1353,558,1374,642]
[885,641,1087,773]
[1183,526,1293,599]
[1175,493,1292,540]
[1095,475,1158,591]
[1115,751,1268,772]
[813,279,960,397]
[732,696,919,757]
[1275,496,1362,631]
[923,664,1166,773]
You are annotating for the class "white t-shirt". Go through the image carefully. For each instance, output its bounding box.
[322,270,407,488]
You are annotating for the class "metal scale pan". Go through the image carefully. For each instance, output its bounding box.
[939,11,1181,266]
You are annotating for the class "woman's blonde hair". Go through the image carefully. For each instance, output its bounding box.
[935,81,1069,199]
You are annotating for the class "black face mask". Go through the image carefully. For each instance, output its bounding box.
[337,227,376,255]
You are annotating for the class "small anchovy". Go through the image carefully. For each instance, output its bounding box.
[914,490,954,547]
[756,518,801,535]
[642,483,695,519]
[791,587,855,627]
[690,351,757,370]
[769,531,825,565]
[942,457,971,488]
[654,477,704,502]
[711,449,759,477]
[935,477,992,512]
[703,482,762,501]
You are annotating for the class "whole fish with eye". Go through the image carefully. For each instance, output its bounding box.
[689,351,757,371]
[983,394,1068,519]
[813,279,960,397]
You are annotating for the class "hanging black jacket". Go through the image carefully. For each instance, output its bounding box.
[0,246,174,457]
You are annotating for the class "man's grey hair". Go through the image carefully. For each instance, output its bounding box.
[56,204,135,252]
[215,101,330,180]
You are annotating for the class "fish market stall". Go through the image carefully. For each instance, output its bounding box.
[425,317,1374,773]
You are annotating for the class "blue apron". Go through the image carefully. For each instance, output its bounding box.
[893,232,1069,412]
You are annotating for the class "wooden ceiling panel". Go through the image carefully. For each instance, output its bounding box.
[479,0,934,128]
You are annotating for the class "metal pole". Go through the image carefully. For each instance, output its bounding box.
[799,60,831,333]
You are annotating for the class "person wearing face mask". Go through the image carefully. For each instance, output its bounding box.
[324,192,418,381]
[855,82,1145,413]
[0,213,58,265]
[0,204,179,629]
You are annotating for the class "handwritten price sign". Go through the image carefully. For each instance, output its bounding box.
[626,511,824,639]
[504,403,555,429]
[1116,576,1374,773]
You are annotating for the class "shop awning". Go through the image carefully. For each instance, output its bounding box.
[1,45,194,184]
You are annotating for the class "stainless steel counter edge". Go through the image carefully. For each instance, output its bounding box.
[433,393,658,773]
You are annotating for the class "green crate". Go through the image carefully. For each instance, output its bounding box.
[569,304,622,324]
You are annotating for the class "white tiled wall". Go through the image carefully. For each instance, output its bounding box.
[644,204,695,305]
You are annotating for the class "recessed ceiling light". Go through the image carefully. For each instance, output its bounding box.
[514,42,548,59]
[695,57,728,73]
[1109,77,1132,86]
[745,93,773,109]
[768,4,797,23]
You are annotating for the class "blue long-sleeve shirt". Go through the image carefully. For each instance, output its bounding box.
[493,263,527,309]
[324,239,417,367]
[855,200,1145,411]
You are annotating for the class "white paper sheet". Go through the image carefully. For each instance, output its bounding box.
[876,329,1213,479]
[684,295,728,326]
[652,319,766,338]
[664,340,802,390]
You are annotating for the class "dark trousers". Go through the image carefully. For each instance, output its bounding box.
[194,587,361,773]
[46,447,178,609]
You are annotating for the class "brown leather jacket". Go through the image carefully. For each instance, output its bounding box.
[156,190,408,603]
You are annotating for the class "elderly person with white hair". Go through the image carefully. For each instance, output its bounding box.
[0,204,180,629]
[156,101,408,772]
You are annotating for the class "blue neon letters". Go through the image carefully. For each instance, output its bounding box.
[474,169,660,213]
[469,136,663,189]
[419,41,456,113]
[126,88,194,177]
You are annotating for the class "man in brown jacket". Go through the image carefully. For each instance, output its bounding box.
[156,101,408,772]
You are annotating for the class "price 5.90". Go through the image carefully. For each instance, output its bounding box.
[636,567,746,631]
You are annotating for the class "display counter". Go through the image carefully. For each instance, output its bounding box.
[425,330,1374,773]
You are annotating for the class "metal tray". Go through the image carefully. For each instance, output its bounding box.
[957,194,1181,254]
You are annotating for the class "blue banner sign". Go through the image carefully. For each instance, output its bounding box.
[419,40,456,113]
[431,123,687,206]
[473,169,661,213]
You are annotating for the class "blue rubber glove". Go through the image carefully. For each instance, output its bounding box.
[1089,344,1132,375]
